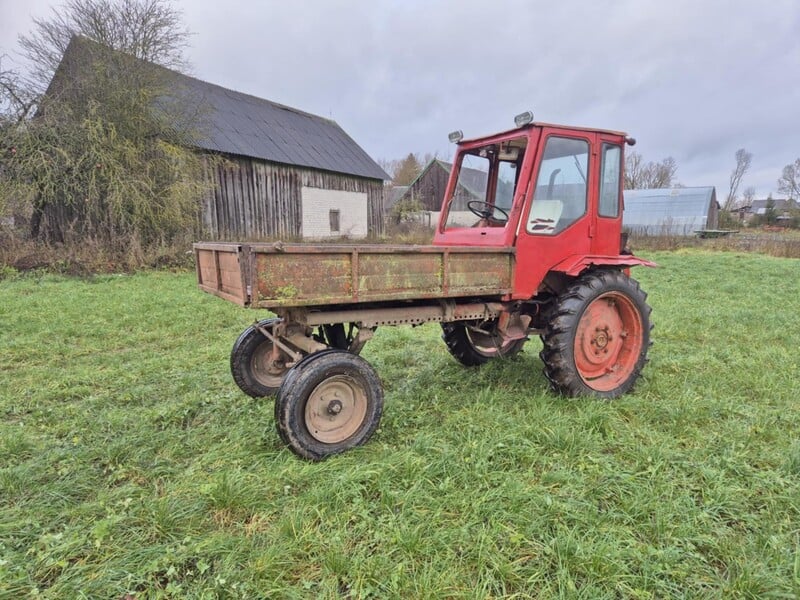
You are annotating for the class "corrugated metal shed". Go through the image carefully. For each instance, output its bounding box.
[623,187,719,235]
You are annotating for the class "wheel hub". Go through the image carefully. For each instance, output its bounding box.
[305,375,368,444]
[593,327,610,351]
[574,291,644,392]
[251,341,288,386]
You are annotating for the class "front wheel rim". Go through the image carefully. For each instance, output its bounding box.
[466,328,518,357]
[574,292,643,392]
[251,341,288,388]
[304,374,368,443]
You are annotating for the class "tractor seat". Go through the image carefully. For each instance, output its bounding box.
[527,200,563,234]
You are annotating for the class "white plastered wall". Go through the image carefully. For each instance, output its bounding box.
[301,186,368,239]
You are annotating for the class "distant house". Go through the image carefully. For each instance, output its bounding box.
[46,36,388,240]
[623,187,720,235]
[383,185,409,216]
[391,158,492,216]
[745,198,798,223]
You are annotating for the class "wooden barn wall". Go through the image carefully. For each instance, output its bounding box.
[404,162,450,211]
[707,195,720,229]
[202,155,384,240]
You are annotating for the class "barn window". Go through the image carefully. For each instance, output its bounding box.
[329,209,340,233]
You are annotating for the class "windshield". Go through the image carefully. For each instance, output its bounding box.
[444,138,526,229]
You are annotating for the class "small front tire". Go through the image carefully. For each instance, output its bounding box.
[441,321,526,366]
[230,319,290,398]
[275,350,384,460]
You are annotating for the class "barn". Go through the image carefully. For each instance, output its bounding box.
[184,76,388,240]
[391,158,496,227]
[47,36,388,240]
[395,159,453,212]
[622,187,720,235]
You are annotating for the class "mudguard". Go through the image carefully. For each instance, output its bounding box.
[550,254,657,277]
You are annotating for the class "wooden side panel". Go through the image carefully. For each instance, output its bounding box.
[358,253,441,297]
[194,244,248,306]
[447,253,513,294]
[244,244,514,308]
[193,242,514,309]
[254,252,352,305]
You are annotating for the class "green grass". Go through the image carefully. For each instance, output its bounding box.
[1,251,799,598]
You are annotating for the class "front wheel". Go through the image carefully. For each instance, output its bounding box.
[441,321,526,366]
[230,319,290,398]
[274,350,384,460]
[540,270,652,398]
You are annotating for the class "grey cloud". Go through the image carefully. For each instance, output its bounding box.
[3,0,799,195]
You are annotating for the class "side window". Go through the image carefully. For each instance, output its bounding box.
[329,209,340,233]
[526,136,589,235]
[599,144,621,218]
[445,154,490,228]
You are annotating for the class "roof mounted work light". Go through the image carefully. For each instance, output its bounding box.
[448,130,464,143]
[514,111,534,127]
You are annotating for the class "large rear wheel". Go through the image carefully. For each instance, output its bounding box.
[441,321,526,366]
[540,270,652,398]
[274,350,384,460]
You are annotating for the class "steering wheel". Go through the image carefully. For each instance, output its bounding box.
[467,200,509,224]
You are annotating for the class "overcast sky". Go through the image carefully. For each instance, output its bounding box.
[2,0,799,198]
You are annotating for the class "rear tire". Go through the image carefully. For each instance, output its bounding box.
[441,321,526,366]
[275,350,384,460]
[230,319,289,398]
[540,270,652,398]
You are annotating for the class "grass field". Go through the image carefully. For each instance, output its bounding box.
[1,250,799,598]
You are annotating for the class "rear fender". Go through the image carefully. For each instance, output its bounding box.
[550,254,657,277]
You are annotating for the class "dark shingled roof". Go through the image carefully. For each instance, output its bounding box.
[55,36,389,181]
[170,74,389,180]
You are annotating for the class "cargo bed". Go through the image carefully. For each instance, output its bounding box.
[194,242,515,308]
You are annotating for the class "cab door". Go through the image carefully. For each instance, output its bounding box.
[512,128,598,299]
[591,136,625,255]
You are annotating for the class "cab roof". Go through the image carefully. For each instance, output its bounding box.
[460,121,629,145]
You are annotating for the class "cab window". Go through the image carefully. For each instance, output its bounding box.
[444,139,526,229]
[599,144,621,218]
[526,136,589,235]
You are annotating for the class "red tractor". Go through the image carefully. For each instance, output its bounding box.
[195,113,655,460]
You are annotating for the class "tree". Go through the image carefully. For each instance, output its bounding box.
[624,152,677,189]
[1,0,208,256]
[392,153,422,186]
[18,0,189,92]
[0,58,37,125]
[742,186,756,207]
[777,158,800,199]
[763,196,778,226]
[724,148,752,211]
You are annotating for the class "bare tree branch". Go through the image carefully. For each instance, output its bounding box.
[624,152,678,189]
[724,148,752,211]
[0,57,38,124]
[777,159,800,200]
[19,0,190,91]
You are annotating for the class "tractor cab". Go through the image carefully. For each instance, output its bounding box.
[433,112,642,298]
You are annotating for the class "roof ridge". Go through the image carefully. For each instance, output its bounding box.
[69,35,338,127]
